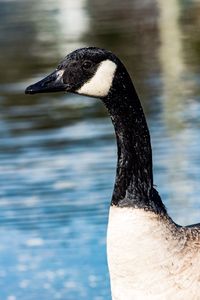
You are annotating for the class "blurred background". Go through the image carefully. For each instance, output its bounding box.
[0,0,200,299]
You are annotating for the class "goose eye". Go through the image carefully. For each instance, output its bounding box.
[83,61,92,69]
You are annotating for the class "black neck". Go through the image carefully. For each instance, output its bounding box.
[103,64,166,215]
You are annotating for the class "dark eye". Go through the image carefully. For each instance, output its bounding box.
[83,61,92,69]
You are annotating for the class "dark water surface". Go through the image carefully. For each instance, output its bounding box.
[0,0,200,299]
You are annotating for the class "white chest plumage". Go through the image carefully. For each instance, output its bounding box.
[107,206,200,300]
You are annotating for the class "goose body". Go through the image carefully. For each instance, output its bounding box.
[108,207,200,299]
[25,47,200,299]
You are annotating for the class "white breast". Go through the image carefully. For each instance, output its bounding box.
[107,206,200,300]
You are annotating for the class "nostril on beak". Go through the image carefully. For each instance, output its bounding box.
[43,78,52,85]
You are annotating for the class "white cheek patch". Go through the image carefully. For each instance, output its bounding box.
[77,59,117,97]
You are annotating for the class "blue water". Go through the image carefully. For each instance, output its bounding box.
[0,0,200,299]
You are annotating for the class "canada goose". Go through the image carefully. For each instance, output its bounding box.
[25,47,200,300]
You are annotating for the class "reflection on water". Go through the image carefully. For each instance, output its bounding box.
[156,0,198,223]
[0,0,200,299]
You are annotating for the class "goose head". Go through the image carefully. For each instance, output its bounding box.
[25,47,122,99]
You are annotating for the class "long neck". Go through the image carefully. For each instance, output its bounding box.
[103,66,166,214]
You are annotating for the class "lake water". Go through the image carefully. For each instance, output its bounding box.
[0,0,200,299]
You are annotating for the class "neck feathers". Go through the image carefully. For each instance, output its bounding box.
[103,65,166,215]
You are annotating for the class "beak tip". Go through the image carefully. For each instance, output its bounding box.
[25,85,35,95]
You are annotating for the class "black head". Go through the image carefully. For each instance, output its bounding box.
[25,47,122,98]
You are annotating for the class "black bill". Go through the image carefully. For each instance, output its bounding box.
[25,69,70,95]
